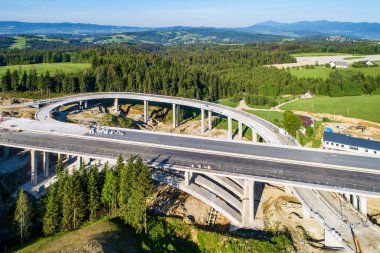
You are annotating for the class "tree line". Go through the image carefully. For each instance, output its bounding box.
[1,44,380,100]
[14,154,153,243]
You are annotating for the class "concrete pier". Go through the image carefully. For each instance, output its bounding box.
[31,150,37,185]
[208,111,212,131]
[172,104,176,128]
[177,105,181,127]
[114,98,119,112]
[228,116,233,140]
[242,179,255,226]
[252,128,258,143]
[77,156,83,169]
[43,152,49,178]
[201,109,205,133]
[184,171,193,187]
[144,100,149,123]
[238,121,243,139]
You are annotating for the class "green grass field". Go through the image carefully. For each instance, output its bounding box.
[217,98,239,108]
[10,36,27,49]
[281,95,380,123]
[289,64,380,80]
[290,52,354,57]
[0,63,91,76]
[245,110,284,128]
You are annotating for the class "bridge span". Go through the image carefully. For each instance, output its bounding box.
[1,92,380,251]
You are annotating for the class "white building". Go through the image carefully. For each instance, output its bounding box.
[329,61,349,69]
[365,60,375,66]
[323,131,380,156]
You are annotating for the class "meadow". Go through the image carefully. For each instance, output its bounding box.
[281,95,380,123]
[289,64,380,80]
[0,63,91,75]
[10,36,27,49]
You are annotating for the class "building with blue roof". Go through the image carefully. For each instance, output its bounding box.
[323,131,380,156]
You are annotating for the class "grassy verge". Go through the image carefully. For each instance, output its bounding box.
[281,95,380,123]
[0,63,91,76]
[15,216,293,253]
[288,63,380,80]
[290,52,355,57]
[245,110,284,128]
[217,98,239,108]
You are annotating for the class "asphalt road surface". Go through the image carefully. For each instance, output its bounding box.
[1,129,379,195]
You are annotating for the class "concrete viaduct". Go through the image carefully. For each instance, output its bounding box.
[1,92,380,251]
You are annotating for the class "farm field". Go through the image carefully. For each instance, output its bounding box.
[0,63,91,75]
[10,36,27,49]
[281,95,380,123]
[217,98,239,108]
[291,52,355,57]
[289,64,380,80]
[245,110,284,128]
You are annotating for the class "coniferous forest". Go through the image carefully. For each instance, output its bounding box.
[1,42,380,101]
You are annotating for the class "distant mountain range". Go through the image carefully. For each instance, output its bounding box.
[1,20,380,40]
[244,20,380,39]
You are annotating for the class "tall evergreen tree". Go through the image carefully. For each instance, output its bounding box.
[88,165,100,221]
[42,185,60,236]
[125,156,153,234]
[119,155,134,220]
[61,173,74,230]
[71,171,86,230]
[101,163,118,216]
[14,189,32,244]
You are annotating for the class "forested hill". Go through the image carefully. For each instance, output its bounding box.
[1,44,379,101]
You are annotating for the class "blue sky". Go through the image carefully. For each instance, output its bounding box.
[1,0,379,27]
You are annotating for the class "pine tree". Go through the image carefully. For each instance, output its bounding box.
[125,156,153,234]
[119,155,134,220]
[71,171,86,230]
[101,163,117,216]
[43,185,60,236]
[61,173,74,230]
[88,165,100,221]
[14,189,32,244]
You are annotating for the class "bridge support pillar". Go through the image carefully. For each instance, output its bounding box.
[177,105,181,127]
[238,122,243,139]
[114,98,119,112]
[84,100,88,109]
[172,104,177,128]
[57,153,62,161]
[242,179,255,226]
[201,109,205,133]
[357,195,367,216]
[251,128,258,143]
[43,152,49,178]
[77,156,83,169]
[228,116,233,140]
[31,150,37,185]
[144,100,149,123]
[208,111,212,131]
[324,229,343,248]
[3,146,9,158]
[184,171,193,187]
